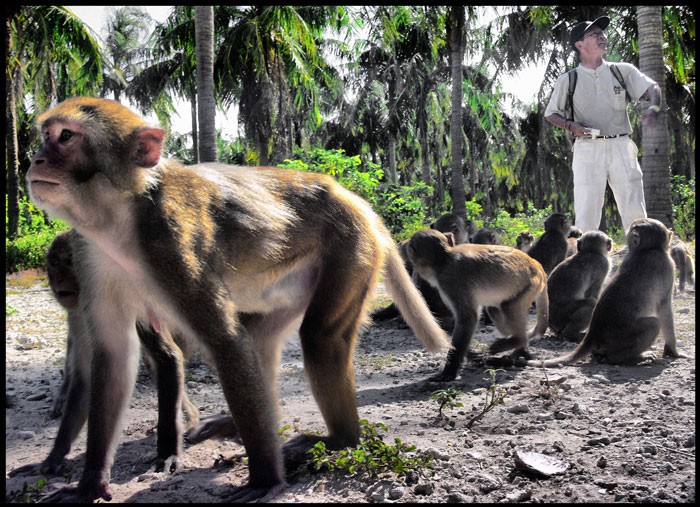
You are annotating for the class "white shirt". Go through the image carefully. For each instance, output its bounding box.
[544,60,656,137]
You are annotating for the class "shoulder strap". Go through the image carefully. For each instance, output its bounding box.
[609,64,632,102]
[566,69,577,122]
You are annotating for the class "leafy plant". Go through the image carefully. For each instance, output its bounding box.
[430,387,465,418]
[670,175,695,241]
[6,304,18,315]
[466,368,509,429]
[305,419,435,477]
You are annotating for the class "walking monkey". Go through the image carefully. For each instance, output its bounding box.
[406,229,549,381]
[670,239,695,293]
[529,218,686,367]
[527,213,571,274]
[25,97,449,502]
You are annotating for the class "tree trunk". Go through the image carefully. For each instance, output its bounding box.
[195,6,217,162]
[6,15,20,239]
[637,6,673,227]
[387,133,398,183]
[449,5,467,218]
[190,94,199,164]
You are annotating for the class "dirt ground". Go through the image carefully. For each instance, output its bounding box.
[5,255,696,503]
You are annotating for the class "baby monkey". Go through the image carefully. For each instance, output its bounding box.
[407,229,549,381]
[529,218,686,367]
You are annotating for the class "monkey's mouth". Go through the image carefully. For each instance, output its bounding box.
[58,290,77,298]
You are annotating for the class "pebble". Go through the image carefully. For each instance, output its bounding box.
[447,492,470,503]
[27,393,48,401]
[506,403,529,414]
[414,483,435,496]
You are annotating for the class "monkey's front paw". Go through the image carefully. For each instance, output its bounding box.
[39,483,111,503]
[152,455,181,474]
[663,346,687,358]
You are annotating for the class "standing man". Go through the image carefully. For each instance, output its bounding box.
[544,15,662,233]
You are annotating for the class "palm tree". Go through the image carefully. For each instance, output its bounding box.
[449,5,467,218]
[102,6,152,103]
[195,6,217,162]
[637,6,673,228]
[5,6,102,238]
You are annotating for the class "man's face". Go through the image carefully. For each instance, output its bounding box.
[577,23,607,55]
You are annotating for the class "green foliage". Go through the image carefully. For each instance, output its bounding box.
[6,196,71,273]
[486,206,552,246]
[466,368,509,429]
[6,304,19,315]
[670,175,695,241]
[306,420,435,477]
[280,148,432,239]
[430,387,464,418]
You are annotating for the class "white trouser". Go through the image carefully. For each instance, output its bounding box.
[571,135,647,233]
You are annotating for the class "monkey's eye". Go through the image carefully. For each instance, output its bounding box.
[59,129,74,142]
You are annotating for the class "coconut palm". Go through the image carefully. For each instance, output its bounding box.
[195,6,217,162]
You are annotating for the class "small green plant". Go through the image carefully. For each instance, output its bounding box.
[466,368,509,428]
[6,304,18,315]
[20,478,48,503]
[534,359,561,404]
[305,420,434,477]
[430,387,465,418]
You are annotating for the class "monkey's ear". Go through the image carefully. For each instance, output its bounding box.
[444,231,456,247]
[136,128,166,168]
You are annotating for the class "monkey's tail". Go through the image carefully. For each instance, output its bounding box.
[528,331,594,368]
[528,283,549,340]
[382,245,451,353]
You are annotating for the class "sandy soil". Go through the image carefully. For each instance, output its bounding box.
[5,262,696,503]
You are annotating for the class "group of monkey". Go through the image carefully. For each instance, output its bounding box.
[11,97,693,503]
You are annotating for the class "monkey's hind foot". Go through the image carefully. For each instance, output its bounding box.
[186,414,240,444]
[489,337,526,355]
[150,454,181,474]
[226,479,287,503]
[427,369,460,383]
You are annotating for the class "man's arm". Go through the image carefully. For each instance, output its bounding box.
[545,112,592,138]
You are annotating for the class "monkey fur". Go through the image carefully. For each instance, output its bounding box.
[565,225,583,258]
[407,229,549,381]
[10,230,200,479]
[547,230,611,341]
[472,227,501,245]
[515,230,535,253]
[670,239,695,293]
[26,97,450,502]
[529,218,686,367]
[527,213,571,274]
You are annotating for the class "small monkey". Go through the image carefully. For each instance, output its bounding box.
[407,229,549,381]
[372,212,473,327]
[472,227,501,245]
[11,230,199,478]
[547,230,611,341]
[26,97,449,502]
[527,213,571,274]
[565,225,583,258]
[669,239,695,293]
[529,218,686,367]
[515,230,535,253]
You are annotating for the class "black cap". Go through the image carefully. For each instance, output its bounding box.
[570,16,610,51]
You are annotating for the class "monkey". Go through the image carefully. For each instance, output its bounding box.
[546,230,612,341]
[565,225,583,258]
[515,230,535,253]
[472,227,501,245]
[669,239,695,293]
[371,212,474,326]
[528,218,686,367]
[527,213,571,274]
[406,229,549,381]
[25,97,450,502]
[430,212,476,244]
[10,230,200,478]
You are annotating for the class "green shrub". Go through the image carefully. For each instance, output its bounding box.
[670,175,695,241]
[6,196,70,273]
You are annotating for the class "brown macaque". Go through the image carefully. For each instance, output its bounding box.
[472,227,501,245]
[529,218,686,367]
[669,239,695,293]
[430,212,476,244]
[407,229,549,381]
[565,225,583,258]
[515,230,535,253]
[527,213,571,274]
[547,230,611,341]
[25,97,449,503]
[10,230,199,479]
[371,213,473,327]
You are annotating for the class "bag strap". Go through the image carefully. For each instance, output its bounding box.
[609,63,632,103]
[565,68,577,122]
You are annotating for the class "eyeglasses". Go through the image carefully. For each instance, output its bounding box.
[583,30,605,39]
